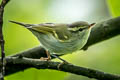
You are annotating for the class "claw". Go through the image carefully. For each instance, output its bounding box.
[57,61,69,70]
[40,50,51,61]
[40,57,51,61]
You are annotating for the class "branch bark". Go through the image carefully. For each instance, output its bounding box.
[5,57,120,80]
[0,0,10,79]
[2,17,120,79]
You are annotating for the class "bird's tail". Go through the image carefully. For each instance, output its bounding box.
[9,20,32,28]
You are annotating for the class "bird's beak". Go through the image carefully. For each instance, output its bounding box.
[89,23,96,28]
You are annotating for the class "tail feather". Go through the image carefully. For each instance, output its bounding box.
[9,20,32,28]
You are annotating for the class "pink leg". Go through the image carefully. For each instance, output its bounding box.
[40,50,51,61]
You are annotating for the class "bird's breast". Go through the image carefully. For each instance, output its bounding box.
[35,33,86,55]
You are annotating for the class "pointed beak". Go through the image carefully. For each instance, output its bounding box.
[89,23,96,28]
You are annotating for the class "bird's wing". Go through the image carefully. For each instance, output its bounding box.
[31,23,71,41]
[30,23,56,33]
[9,21,71,41]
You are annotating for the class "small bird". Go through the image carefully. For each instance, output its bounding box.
[9,20,95,61]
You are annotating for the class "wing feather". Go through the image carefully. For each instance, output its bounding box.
[30,23,71,41]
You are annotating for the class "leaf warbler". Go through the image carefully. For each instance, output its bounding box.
[10,21,95,61]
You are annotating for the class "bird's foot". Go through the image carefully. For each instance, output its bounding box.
[40,57,51,61]
[40,50,51,61]
[57,61,69,70]
[50,54,70,69]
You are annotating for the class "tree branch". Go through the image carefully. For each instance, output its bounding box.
[0,0,10,79]
[5,57,120,80]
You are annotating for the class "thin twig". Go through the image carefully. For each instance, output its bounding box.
[5,57,120,80]
[0,0,10,80]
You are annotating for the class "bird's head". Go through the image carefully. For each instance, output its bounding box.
[68,21,95,32]
[68,21,95,40]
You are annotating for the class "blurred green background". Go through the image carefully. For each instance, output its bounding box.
[0,0,120,80]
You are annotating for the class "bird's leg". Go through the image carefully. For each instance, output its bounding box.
[51,54,68,63]
[51,54,69,69]
[46,50,51,60]
[40,50,51,61]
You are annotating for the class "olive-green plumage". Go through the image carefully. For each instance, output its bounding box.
[10,20,95,55]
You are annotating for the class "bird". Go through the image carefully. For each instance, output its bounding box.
[9,20,95,62]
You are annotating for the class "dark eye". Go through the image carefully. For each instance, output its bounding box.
[79,28,83,31]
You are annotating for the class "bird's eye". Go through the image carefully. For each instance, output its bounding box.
[79,28,83,31]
